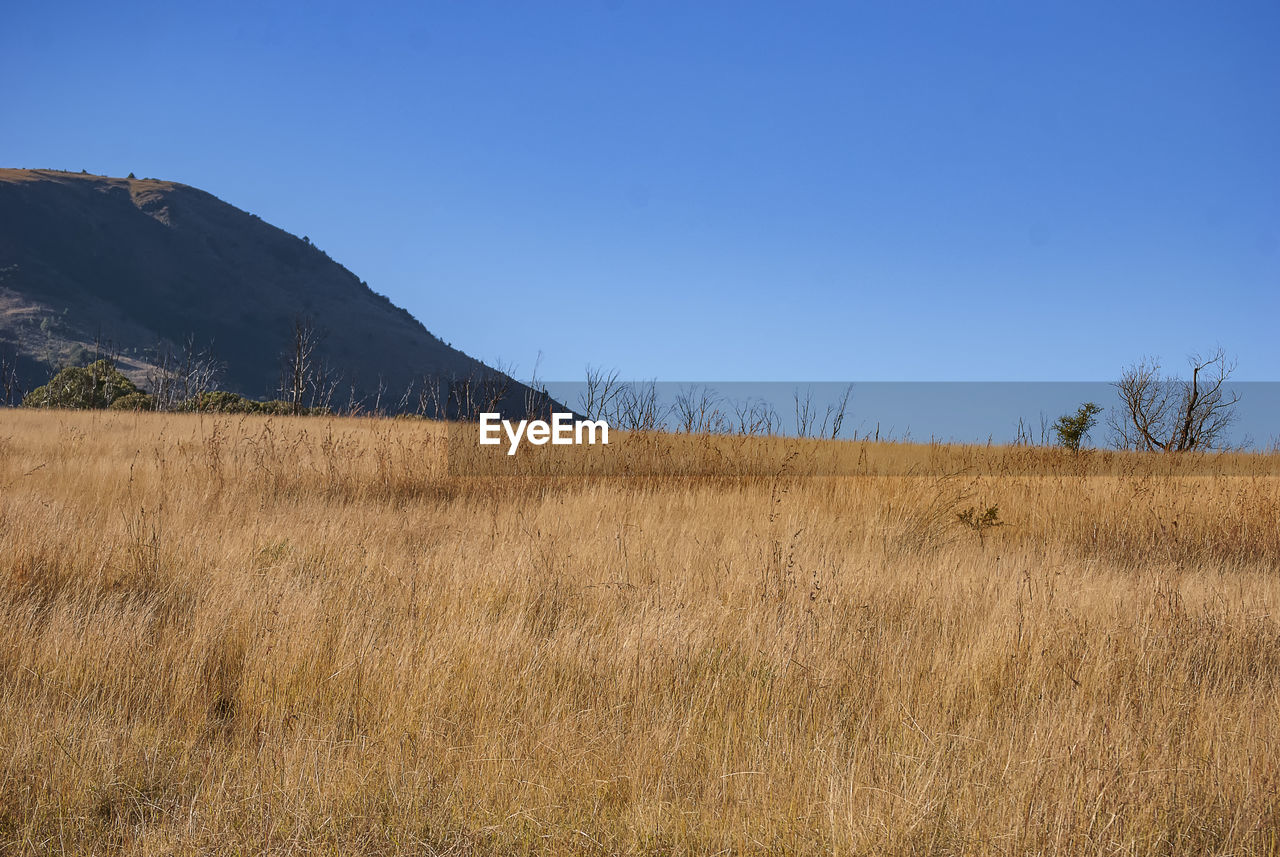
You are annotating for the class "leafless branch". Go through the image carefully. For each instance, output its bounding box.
[1109,348,1240,452]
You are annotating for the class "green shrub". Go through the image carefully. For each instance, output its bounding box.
[1053,402,1103,452]
[183,390,263,413]
[108,391,154,411]
[955,504,1003,547]
[182,391,315,415]
[22,359,143,409]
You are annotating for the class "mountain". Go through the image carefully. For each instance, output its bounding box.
[0,168,539,414]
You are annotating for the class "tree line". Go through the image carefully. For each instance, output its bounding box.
[0,327,1252,453]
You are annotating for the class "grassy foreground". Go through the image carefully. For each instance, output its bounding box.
[1,410,1278,855]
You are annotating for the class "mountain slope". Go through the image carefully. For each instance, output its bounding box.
[0,168,528,412]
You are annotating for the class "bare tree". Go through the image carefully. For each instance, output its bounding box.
[793,384,854,439]
[345,375,363,416]
[311,362,342,413]
[674,385,727,433]
[418,373,446,419]
[522,353,554,421]
[824,383,853,439]
[612,380,669,431]
[1108,349,1241,452]
[1013,414,1045,447]
[580,366,623,422]
[0,343,21,406]
[449,374,478,421]
[395,377,416,415]
[281,316,322,415]
[148,336,222,410]
[478,361,514,416]
[732,397,780,436]
[794,387,816,437]
[147,346,177,409]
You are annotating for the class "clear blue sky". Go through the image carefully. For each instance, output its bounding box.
[4,1,1277,382]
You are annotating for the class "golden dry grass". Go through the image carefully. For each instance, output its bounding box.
[1,409,1278,855]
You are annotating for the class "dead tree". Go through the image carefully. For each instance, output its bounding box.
[521,352,554,421]
[674,385,726,433]
[793,384,853,438]
[613,380,669,431]
[825,384,853,439]
[310,361,342,414]
[449,375,477,421]
[479,361,514,416]
[0,344,21,406]
[732,397,780,436]
[1108,349,1241,452]
[418,374,446,419]
[395,377,417,415]
[147,336,222,410]
[580,366,623,421]
[794,387,816,437]
[281,316,322,415]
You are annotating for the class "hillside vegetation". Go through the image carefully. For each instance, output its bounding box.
[1,410,1278,855]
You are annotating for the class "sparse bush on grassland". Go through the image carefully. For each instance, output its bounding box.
[0,410,1278,855]
[21,362,328,415]
[107,390,155,411]
[179,389,313,415]
[1053,401,1102,451]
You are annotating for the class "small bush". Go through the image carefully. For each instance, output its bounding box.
[956,504,1003,546]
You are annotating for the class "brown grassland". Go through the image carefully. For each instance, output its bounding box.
[1,409,1278,855]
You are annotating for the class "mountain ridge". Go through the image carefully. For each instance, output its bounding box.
[0,168,540,414]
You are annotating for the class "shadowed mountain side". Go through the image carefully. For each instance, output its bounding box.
[0,168,546,415]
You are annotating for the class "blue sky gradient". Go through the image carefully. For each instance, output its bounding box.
[4,1,1277,382]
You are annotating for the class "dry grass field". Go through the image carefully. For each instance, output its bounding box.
[1,409,1278,855]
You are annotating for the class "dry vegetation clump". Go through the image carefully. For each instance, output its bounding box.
[1,409,1278,856]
